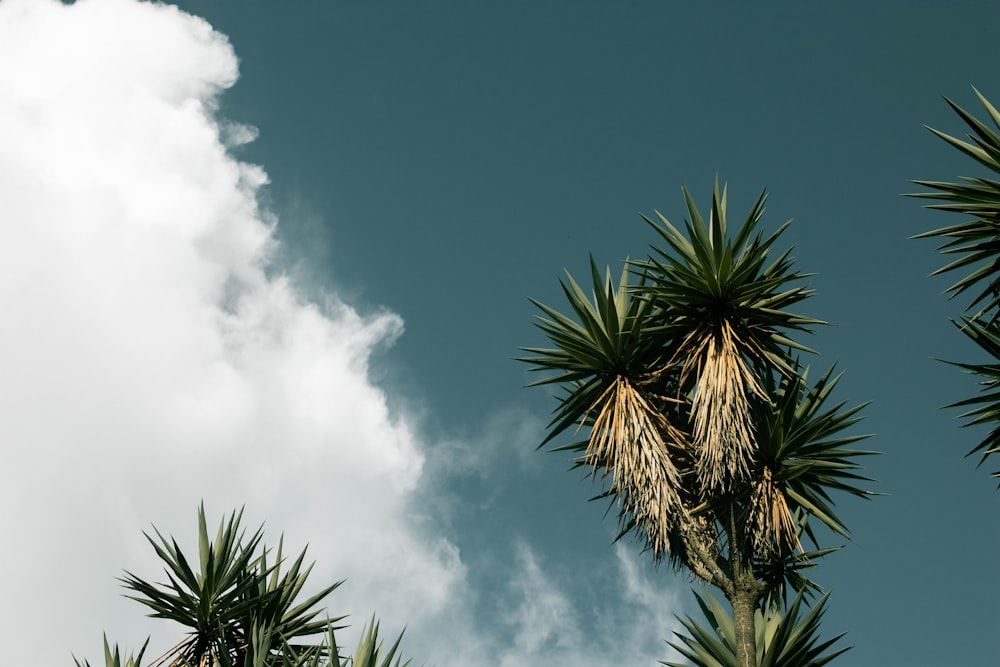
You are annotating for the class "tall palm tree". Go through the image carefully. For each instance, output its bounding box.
[913,87,1000,478]
[75,505,418,667]
[522,180,873,667]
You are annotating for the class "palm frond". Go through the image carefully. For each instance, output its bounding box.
[123,504,263,665]
[520,260,688,559]
[123,504,340,667]
[73,635,149,667]
[663,590,849,667]
[588,374,686,556]
[912,88,1000,319]
[345,616,413,667]
[684,319,762,492]
[755,540,842,609]
[942,316,1000,477]
[249,537,345,654]
[749,367,875,554]
[636,180,821,493]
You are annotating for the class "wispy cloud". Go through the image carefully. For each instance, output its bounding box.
[502,542,586,658]
[446,541,685,667]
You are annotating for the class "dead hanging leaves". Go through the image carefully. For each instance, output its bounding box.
[583,374,685,557]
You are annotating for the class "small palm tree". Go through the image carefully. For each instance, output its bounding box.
[913,87,1000,478]
[121,504,338,666]
[664,589,848,667]
[522,180,874,667]
[332,617,412,667]
[74,636,148,667]
[75,505,418,667]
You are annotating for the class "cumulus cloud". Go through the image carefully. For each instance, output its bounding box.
[0,2,686,666]
[0,0,459,663]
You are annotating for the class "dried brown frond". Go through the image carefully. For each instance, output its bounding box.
[678,320,765,494]
[585,374,687,559]
[746,466,800,558]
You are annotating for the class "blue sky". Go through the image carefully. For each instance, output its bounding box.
[3,1,1000,665]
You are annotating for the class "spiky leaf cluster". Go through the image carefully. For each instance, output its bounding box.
[78,505,420,667]
[333,617,413,667]
[913,87,1000,477]
[663,590,849,667]
[638,184,820,492]
[74,636,149,667]
[522,181,873,589]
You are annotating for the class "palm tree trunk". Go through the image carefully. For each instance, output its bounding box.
[725,502,758,667]
[731,584,757,667]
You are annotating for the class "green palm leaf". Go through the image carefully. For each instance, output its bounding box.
[520,260,687,558]
[341,616,413,667]
[754,540,842,610]
[913,88,1000,477]
[248,537,345,654]
[73,636,148,667]
[663,590,849,667]
[121,504,263,664]
[912,88,1000,319]
[121,504,340,667]
[748,367,876,556]
[943,316,1000,476]
[78,507,425,667]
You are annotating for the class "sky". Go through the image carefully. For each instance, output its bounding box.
[1,1,999,665]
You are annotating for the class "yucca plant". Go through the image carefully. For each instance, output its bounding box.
[913,87,1000,478]
[333,616,412,667]
[120,504,339,667]
[638,184,820,494]
[663,589,848,667]
[522,181,873,667]
[76,505,420,667]
[74,636,149,667]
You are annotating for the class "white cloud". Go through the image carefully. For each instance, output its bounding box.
[441,542,685,667]
[424,405,546,483]
[0,0,460,663]
[502,542,585,657]
[613,545,689,662]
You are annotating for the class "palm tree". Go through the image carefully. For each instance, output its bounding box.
[74,637,148,667]
[521,180,873,667]
[913,87,1000,479]
[75,504,417,667]
[664,590,847,667]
